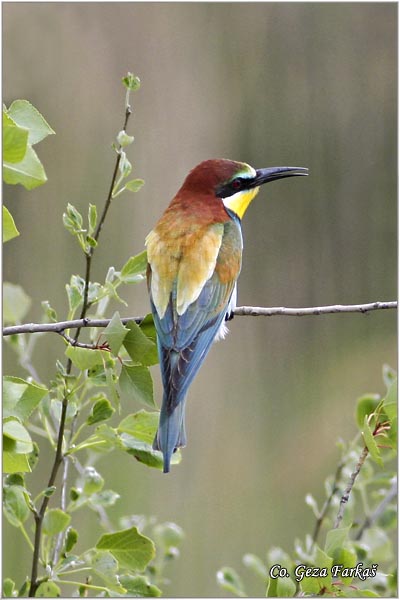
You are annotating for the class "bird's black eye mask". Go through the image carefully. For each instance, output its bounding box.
[216,176,256,198]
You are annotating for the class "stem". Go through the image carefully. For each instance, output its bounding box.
[334,446,369,529]
[20,524,35,553]
[28,98,133,598]
[57,579,109,592]
[312,459,345,544]
[94,105,131,244]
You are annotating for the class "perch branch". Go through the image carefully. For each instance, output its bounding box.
[4,301,397,339]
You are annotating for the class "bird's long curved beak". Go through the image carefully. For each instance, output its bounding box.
[253,166,309,187]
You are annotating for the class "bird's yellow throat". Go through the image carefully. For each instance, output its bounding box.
[222,187,260,219]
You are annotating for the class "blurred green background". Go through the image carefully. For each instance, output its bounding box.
[3,3,396,597]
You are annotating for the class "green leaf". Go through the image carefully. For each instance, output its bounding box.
[96,526,155,572]
[7,100,55,145]
[305,493,319,518]
[120,250,147,283]
[3,282,31,324]
[267,575,296,597]
[122,72,141,91]
[153,522,184,549]
[267,546,294,573]
[35,581,61,597]
[4,473,25,487]
[86,234,97,248]
[382,364,396,389]
[3,485,30,527]
[362,415,383,466]
[3,578,16,598]
[3,418,33,453]
[118,151,132,177]
[360,527,393,563]
[117,130,134,147]
[139,314,157,343]
[3,451,31,474]
[91,549,119,579]
[64,527,78,553]
[41,300,58,323]
[3,206,20,243]
[42,486,56,498]
[324,526,351,558]
[3,376,48,422]
[120,365,155,408]
[355,394,381,430]
[299,546,332,595]
[119,574,161,597]
[88,203,97,236]
[3,145,47,189]
[65,346,110,370]
[17,579,29,597]
[117,410,182,469]
[382,378,397,446]
[87,396,115,425]
[3,108,29,162]
[63,204,85,242]
[118,410,159,444]
[42,508,71,536]
[125,178,145,193]
[216,567,245,597]
[82,466,104,495]
[90,489,120,508]
[87,549,127,594]
[104,312,129,356]
[65,284,82,314]
[123,320,158,366]
[383,378,397,421]
[120,433,181,469]
[242,553,268,579]
[331,547,358,585]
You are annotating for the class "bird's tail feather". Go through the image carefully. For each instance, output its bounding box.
[153,397,186,473]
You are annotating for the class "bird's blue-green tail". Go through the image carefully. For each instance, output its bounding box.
[153,396,186,473]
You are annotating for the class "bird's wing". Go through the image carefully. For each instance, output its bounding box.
[151,269,236,410]
[147,219,242,412]
[146,222,224,320]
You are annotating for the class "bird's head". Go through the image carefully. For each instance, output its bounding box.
[180,159,308,219]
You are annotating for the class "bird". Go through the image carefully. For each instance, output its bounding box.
[146,159,308,472]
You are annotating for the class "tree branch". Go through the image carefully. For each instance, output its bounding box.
[28,99,133,598]
[4,301,397,339]
[334,446,369,529]
[233,300,397,317]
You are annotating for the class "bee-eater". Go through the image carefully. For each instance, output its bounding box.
[146,159,308,472]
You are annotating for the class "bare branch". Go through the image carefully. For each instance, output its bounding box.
[334,446,369,529]
[3,301,397,339]
[234,300,397,317]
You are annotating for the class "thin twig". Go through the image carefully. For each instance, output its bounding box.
[355,477,397,540]
[312,460,345,544]
[334,446,369,529]
[3,301,397,338]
